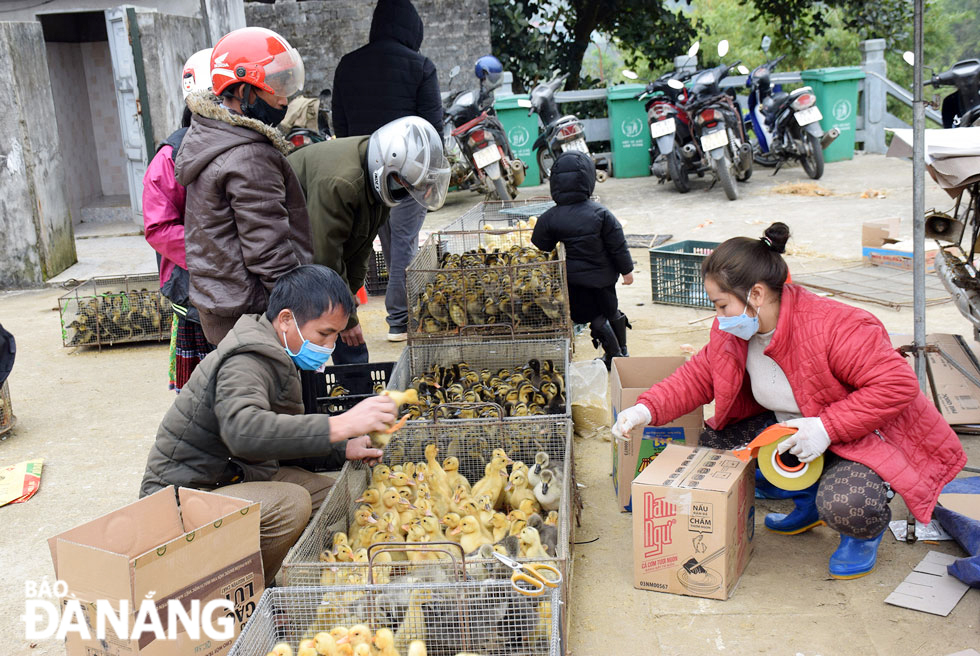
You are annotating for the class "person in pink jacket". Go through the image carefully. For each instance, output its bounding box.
[612,222,966,579]
[143,49,215,391]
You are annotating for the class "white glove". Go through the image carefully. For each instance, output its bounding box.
[777,417,831,463]
[611,404,652,441]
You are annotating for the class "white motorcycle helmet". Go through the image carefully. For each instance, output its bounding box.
[181,48,213,98]
[367,116,450,211]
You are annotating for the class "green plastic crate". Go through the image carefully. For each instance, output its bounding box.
[649,240,719,309]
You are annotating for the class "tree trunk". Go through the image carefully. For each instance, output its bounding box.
[566,0,603,89]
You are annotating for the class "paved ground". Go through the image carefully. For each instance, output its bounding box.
[1,154,978,654]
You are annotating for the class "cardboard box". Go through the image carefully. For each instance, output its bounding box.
[611,357,704,512]
[892,332,980,425]
[48,487,263,656]
[632,444,754,600]
[862,218,937,272]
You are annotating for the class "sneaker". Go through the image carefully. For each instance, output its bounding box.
[387,326,408,342]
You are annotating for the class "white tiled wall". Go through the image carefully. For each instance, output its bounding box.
[80,41,128,198]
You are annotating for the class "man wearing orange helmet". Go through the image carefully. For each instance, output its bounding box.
[175,27,314,345]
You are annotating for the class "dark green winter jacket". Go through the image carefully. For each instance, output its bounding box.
[139,314,344,496]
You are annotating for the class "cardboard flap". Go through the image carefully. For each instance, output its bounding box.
[55,538,132,602]
[613,357,689,392]
[48,487,184,572]
[884,551,969,616]
[178,487,255,531]
[634,444,747,492]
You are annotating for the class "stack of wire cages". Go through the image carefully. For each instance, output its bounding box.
[58,274,174,348]
[229,580,561,656]
[406,201,572,344]
[648,240,719,309]
[0,380,14,438]
[280,338,575,643]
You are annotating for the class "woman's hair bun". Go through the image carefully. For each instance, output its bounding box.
[761,222,790,254]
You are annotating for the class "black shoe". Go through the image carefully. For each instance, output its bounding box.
[590,317,622,370]
[610,312,631,358]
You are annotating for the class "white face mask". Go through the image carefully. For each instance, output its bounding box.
[717,294,760,340]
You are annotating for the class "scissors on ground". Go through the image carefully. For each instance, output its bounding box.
[492,551,562,596]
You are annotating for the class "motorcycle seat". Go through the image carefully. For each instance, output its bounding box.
[762,91,789,114]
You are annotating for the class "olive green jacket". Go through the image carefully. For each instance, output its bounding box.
[140,314,344,496]
[287,137,390,328]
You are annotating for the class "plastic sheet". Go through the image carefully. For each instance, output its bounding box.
[568,359,610,438]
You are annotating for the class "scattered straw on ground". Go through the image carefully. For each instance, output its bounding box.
[771,181,833,196]
[861,188,887,199]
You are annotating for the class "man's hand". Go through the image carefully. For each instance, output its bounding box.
[340,324,365,346]
[330,395,397,441]
[622,272,634,285]
[345,435,383,466]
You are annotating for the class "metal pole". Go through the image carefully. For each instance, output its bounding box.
[912,0,927,389]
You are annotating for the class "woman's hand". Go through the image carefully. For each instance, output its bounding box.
[611,404,652,440]
[777,417,831,463]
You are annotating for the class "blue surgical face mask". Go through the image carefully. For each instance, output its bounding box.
[283,316,334,371]
[717,294,760,340]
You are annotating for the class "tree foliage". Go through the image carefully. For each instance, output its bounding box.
[489,0,698,91]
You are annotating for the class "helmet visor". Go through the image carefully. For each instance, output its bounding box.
[401,126,450,211]
[264,47,305,98]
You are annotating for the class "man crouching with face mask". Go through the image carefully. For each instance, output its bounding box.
[176,27,313,346]
[140,265,397,586]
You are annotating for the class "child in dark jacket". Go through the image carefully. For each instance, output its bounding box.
[531,151,633,367]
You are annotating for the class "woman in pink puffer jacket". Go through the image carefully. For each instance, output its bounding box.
[613,222,966,579]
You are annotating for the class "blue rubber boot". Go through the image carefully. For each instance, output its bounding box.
[828,530,887,579]
[764,482,824,535]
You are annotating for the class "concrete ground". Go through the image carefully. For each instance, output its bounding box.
[1,154,978,654]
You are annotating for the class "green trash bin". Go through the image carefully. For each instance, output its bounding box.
[606,84,651,178]
[799,66,865,163]
[494,94,540,187]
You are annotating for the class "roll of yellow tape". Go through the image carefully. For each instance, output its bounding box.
[757,436,823,491]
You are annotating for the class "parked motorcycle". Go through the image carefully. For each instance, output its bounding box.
[680,40,753,200]
[903,51,980,129]
[517,74,608,183]
[442,58,525,200]
[627,66,696,192]
[743,37,837,179]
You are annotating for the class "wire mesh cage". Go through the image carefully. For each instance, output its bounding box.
[0,380,15,438]
[229,580,561,656]
[58,274,174,347]
[649,240,719,309]
[439,198,556,232]
[407,202,572,344]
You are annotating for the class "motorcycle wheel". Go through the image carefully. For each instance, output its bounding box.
[716,154,738,201]
[492,175,514,201]
[668,150,690,193]
[537,149,556,181]
[800,132,825,180]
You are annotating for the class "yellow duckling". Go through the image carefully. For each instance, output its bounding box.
[423,444,451,499]
[545,510,559,526]
[470,458,509,509]
[389,471,417,500]
[407,641,427,656]
[441,512,462,543]
[457,515,493,554]
[489,512,509,543]
[518,497,541,517]
[450,483,472,515]
[418,514,445,541]
[380,510,407,541]
[371,464,392,491]
[373,628,399,656]
[504,469,536,512]
[442,456,470,493]
[474,494,496,529]
[519,525,549,559]
[354,488,384,516]
[394,589,432,654]
[510,460,529,477]
[313,632,338,656]
[298,647,317,656]
[334,544,354,563]
[352,645,372,656]
[508,509,528,537]
[341,624,373,651]
[270,643,293,656]
[381,488,416,526]
[331,532,350,551]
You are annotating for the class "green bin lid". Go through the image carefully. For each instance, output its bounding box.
[494,94,531,110]
[607,83,647,100]
[799,66,866,82]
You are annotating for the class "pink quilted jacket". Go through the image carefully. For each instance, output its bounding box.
[637,284,966,522]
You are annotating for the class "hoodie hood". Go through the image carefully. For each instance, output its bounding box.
[176,90,293,186]
[549,150,596,205]
[369,0,423,51]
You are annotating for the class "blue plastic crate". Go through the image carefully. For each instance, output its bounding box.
[649,240,719,309]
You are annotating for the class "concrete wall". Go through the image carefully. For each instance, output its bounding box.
[0,0,200,22]
[135,10,209,147]
[46,41,101,226]
[202,0,246,47]
[81,40,129,197]
[0,22,76,287]
[245,0,491,102]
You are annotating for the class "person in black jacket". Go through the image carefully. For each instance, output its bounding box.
[531,151,634,368]
[332,0,443,345]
